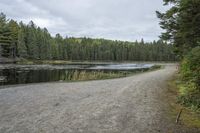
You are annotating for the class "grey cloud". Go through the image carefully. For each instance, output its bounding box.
[0,0,168,41]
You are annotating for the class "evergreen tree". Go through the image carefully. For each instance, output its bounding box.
[0,13,12,57]
[17,27,28,58]
[8,19,19,58]
[156,0,200,57]
[0,12,177,62]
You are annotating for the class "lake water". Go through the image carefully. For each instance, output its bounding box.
[0,63,154,86]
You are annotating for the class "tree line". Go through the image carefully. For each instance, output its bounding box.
[0,12,177,61]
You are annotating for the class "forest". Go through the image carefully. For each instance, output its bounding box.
[0,13,176,62]
[157,0,200,109]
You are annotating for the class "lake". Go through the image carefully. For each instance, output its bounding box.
[0,63,155,86]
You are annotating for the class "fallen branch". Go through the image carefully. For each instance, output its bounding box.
[176,108,183,124]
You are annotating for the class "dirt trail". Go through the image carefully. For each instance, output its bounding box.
[0,64,198,133]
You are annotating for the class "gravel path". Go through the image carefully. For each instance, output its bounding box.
[0,64,196,133]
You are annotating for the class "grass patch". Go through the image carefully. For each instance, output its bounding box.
[66,71,129,81]
[61,65,161,82]
[167,74,200,128]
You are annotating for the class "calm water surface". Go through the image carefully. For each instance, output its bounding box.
[0,63,154,86]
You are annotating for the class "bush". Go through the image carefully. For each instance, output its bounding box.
[179,46,200,109]
[181,46,200,88]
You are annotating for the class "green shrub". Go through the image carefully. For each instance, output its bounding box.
[181,47,200,87]
[179,46,200,109]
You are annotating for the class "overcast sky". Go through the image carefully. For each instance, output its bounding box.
[0,0,168,41]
